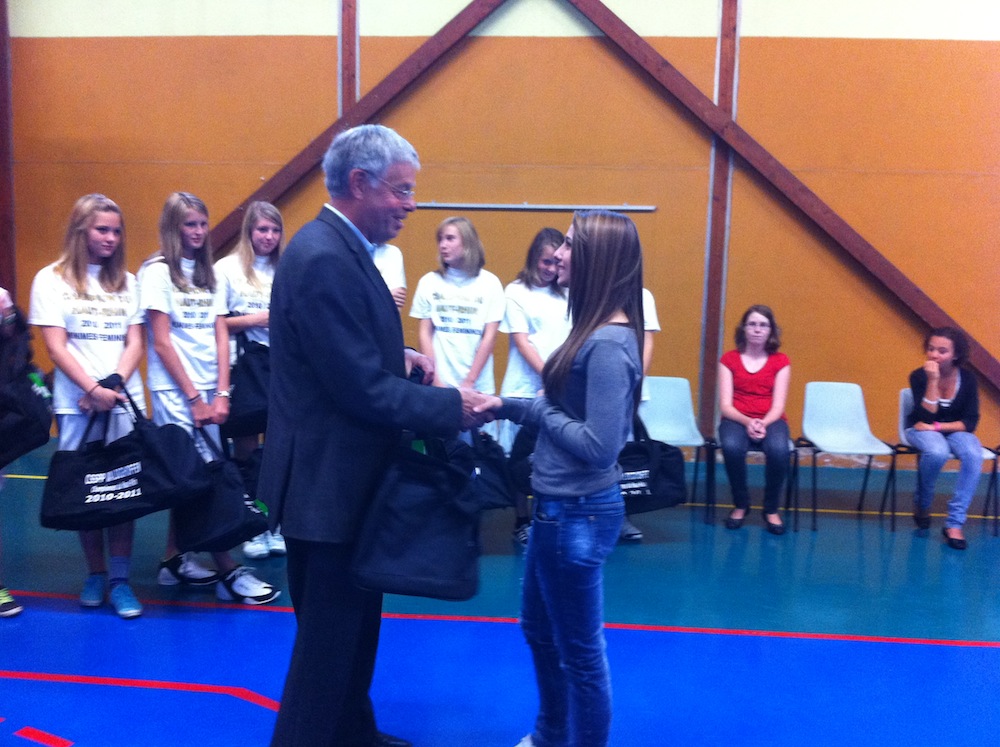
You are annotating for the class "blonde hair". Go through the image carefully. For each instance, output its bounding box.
[55,194,127,295]
[147,192,215,292]
[234,201,284,288]
[435,217,485,275]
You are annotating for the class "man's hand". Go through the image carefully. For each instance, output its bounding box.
[459,389,497,430]
[404,348,434,384]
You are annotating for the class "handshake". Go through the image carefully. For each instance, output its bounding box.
[459,389,502,431]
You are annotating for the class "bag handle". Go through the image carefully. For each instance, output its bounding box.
[631,412,652,442]
[77,381,144,446]
[193,427,227,462]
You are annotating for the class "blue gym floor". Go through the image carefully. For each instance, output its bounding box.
[3,444,1000,746]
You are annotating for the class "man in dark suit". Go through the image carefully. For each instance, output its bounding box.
[261,124,487,747]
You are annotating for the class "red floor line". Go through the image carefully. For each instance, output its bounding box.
[381,612,1000,648]
[11,726,73,747]
[0,670,280,711]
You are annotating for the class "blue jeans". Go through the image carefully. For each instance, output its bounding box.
[521,484,624,747]
[905,428,983,528]
[718,417,790,514]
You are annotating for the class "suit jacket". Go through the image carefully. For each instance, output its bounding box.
[258,208,462,543]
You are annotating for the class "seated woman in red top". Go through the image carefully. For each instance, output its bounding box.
[718,305,791,535]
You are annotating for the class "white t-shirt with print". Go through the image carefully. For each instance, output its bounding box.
[29,263,145,414]
[499,280,571,398]
[409,268,505,393]
[138,258,227,391]
[372,243,406,292]
[215,253,274,348]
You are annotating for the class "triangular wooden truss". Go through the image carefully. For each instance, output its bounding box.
[208,0,999,414]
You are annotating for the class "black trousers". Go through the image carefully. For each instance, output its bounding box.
[270,538,384,747]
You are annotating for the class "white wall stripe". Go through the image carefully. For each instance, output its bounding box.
[11,0,995,40]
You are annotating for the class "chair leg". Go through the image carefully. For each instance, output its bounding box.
[690,445,702,505]
[881,452,897,532]
[857,455,873,514]
[704,442,717,525]
[791,450,800,532]
[811,450,819,531]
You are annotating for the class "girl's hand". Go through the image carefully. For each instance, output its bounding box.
[923,360,940,381]
[210,396,230,425]
[190,396,214,428]
[80,385,124,413]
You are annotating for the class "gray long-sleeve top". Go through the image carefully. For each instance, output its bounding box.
[498,324,642,499]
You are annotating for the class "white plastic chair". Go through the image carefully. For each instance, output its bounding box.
[797,382,896,531]
[638,376,717,522]
[896,388,998,535]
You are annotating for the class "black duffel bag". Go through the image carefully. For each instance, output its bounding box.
[220,331,269,439]
[352,434,482,601]
[618,416,687,514]
[40,390,211,530]
[174,429,269,553]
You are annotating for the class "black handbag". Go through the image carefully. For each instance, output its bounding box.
[618,416,687,514]
[0,308,52,469]
[174,429,269,553]
[470,429,517,510]
[351,434,481,601]
[40,390,211,530]
[220,331,269,439]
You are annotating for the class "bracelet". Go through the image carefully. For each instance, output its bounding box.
[187,393,202,404]
[214,390,231,399]
[922,397,939,406]
[933,422,942,431]
[87,382,101,395]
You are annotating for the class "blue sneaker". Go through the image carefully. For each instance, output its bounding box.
[80,574,106,608]
[109,583,143,619]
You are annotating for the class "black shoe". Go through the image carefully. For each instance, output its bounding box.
[724,510,746,530]
[913,508,931,530]
[763,512,786,535]
[376,733,412,747]
[942,527,967,550]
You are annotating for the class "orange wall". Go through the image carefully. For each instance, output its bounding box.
[9,31,999,442]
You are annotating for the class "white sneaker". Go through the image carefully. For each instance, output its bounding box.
[157,553,221,586]
[242,533,270,560]
[266,530,286,556]
[514,736,535,747]
[216,566,280,605]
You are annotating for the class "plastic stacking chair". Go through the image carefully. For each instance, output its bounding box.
[638,377,717,523]
[894,388,999,536]
[796,382,896,531]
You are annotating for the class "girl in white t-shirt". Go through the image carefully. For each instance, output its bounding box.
[410,217,505,393]
[214,201,285,560]
[498,227,570,545]
[139,192,278,606]
[29,194,146,618]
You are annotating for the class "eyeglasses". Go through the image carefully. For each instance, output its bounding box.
[744,321,771,329]
[362,171,416,201]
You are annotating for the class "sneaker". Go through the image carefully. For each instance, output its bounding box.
[619,516,643,542]
[266,530,286,556]
[80,573,107,607]
[242,533,271,560]
[109,583,143,619]
[514,736,535,747]
[512,523,531,548]
[157,553,221,587]
[216,566,280,605]
[0,587,23,618]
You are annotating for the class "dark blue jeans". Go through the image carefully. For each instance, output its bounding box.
[718,417,790,514]
[521,484,624,747]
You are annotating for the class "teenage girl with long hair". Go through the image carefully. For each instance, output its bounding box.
[480,210,645,747]
[30,194,146,618]
[139,191,278,605]
[410,216,505,393]
[214,201,286,560]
